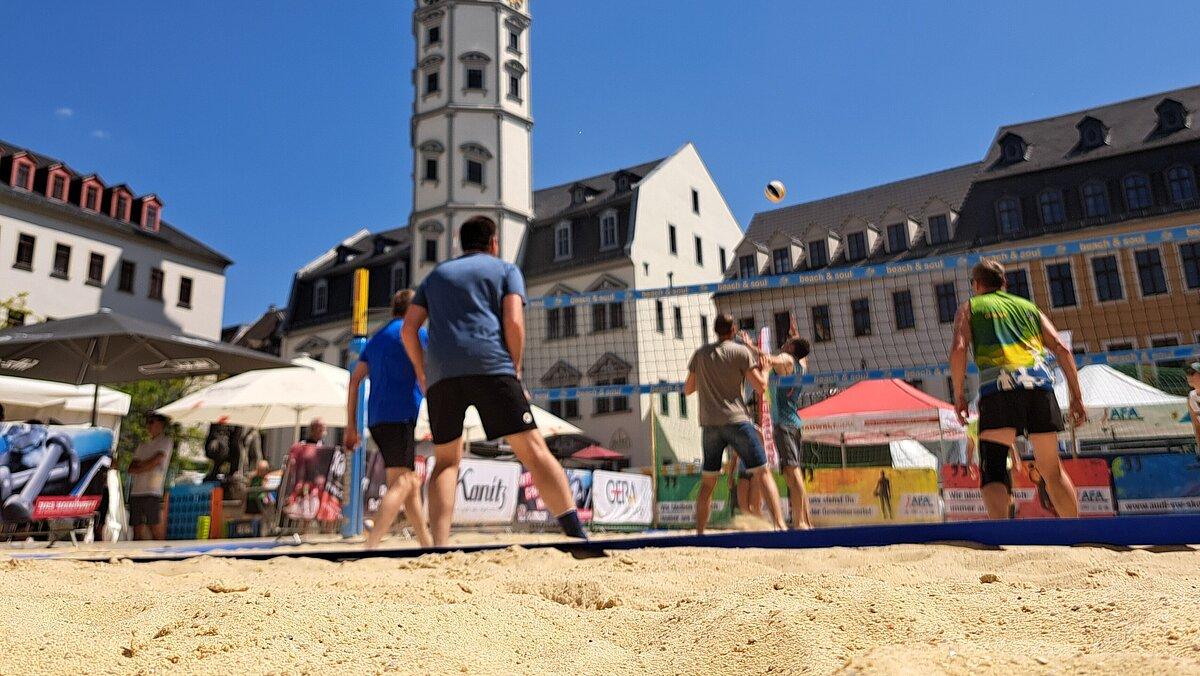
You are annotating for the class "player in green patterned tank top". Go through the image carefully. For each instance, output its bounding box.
[950,259,1087,521]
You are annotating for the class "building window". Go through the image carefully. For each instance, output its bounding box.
[811,305,831,343]
[996,197,1022,234]
[465,159,484,185]
[1150,337,1184,368]
[143,204,159,231]
[1046,263,1077,308]
[739,316,756,333]
[13,234,34,271]
[178,277,193,308]
[808,240,828,268]
[846,232,867,261]
[118,260,136,293]
[1082,181,1109,218]
[1091,255,1123,302]
[738,254,756,278]
[546,309,561,340]
[934,282,957,323]
[116,195,130,221]
[84,186,100,211]
[1005,269,1030,299]
[660,390,669,416]
[673,306,683,339]
[655,300,664,333]
[886,223,908,253]
[1123,174,1152,210]
[1135,249,1168,296]
[668,224,678,255]
[927,214,950,245]
[562,306,577,337]
[546,306,579,340]
[599,211,618,250]
[507,30,520,53]
[51,243,71,279]
[313,279,329,314]
[466,68,484,90]
[549,399,579,420]
[679,392,688,419]
[719,247,727,273]
[391,262,408,293]
[773,312,791,348]
[50,175,66,201]
[425,71,440,95]
[508,74,521,100]
[850,298,871,337]
[592,302,624,333]
[13,163,31,190]
[772,248,790,275]
[694,236,704,266]
[1181,242,1200,290]
[691,189,700,215]
[594,377,629,414]
[892,290,915,330]
[1167,165,1196,203]
[86,253,104,287]
[424,238,438,263]
[148,268,165,301]
[424,158,438,182]
[554,222,572,260]
[427,25,441,45]
[1038,190,1065,226]
[699,314,709,339]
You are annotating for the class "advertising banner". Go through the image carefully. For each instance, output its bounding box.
[282,442,346,525]
[941,459,1115,520]
[941,464,990,521]
[0,423,112,523]
[1112,453,1200,515]
[656,472,732,528]
[804,467,941,527]
[592,470,653,526]
[517,468,592,524]
[452,458,521,525]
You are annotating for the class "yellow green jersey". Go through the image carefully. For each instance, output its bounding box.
[969,290,1054,396]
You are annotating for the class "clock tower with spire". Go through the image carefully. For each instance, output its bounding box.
[409,0,532,283]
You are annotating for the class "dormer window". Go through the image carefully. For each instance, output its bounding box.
[738,254,757,279]
[885,223,908,252]
[927,214,951,244]
[615,175,630,192]
[1076,116,1109,151]
[83,184,100,211]
[1155,98,1189,134]
[807,239,829,268]
[116,195,129,220]
[998,132,1027,165]
[50,174,67,200]
[772,248,791,274]
[143,204,159,231]
[11,157,33,191]
[845,231,867,261]
[572,185,587,204]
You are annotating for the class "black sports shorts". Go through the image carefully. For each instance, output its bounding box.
[978,388,1064,435]
[426,374,536,445]
[369,422,416,469]
[128,495,162,526]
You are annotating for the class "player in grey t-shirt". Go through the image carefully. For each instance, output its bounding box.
[684,314,786,534]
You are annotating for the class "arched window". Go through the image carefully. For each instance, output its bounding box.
[1038,190,1065,226]
[1167,165,1197,203]
[996,197,1022,234]
[313,279,329,315]
[1082,181,1110,218]
[1122,174,1152,210]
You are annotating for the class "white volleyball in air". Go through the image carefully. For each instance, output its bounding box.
[765,180,787,203]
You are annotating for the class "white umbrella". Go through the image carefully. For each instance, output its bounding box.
[0,375,130,427]
[157,356,349,429]
[412,399,583,443]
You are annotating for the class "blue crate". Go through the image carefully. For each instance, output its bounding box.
[166,483,217,540]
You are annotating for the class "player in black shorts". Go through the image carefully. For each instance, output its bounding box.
[950,260,1087,519]
[402,216,585,546]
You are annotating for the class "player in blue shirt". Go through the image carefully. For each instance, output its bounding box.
[346,290,433,549]
[402,216,585,546]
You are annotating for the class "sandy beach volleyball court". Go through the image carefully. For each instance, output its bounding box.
[2,542,1199,674]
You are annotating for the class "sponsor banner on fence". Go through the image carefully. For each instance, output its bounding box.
[941,459,1115,520]
[656,473,731,528]
[592,470,653,526]
[517,468,593,524]
[804,468,941,527]
[452,458,521,525]
[1112,453,1200,515]
[0,423,112,523]
[282,442,346,524]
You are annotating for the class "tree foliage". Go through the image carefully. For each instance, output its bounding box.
[111,379,207,474]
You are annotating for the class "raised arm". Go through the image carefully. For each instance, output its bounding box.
[949,301,972,424]
[745,359,769,395]
[502,293,525,378]
[1041,311,1087,427]
[402,304,429,392]
[344,361,369,451]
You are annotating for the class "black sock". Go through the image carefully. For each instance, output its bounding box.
[555,509,587,539]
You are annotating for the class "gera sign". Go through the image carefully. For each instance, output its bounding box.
[451,458,521,525]
[591,470,653,526]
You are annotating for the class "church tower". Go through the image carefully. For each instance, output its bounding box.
[409,0,532,283]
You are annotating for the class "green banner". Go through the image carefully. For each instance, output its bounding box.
[656,474,732,528]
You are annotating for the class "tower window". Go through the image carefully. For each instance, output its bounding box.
[424,238,438,263]
[508,74,521,100]
[427,25,441,46]
[508,30,520,53]
[1123,174,1152,210]
[424,158,438,182]
[1038,190,1065,226]
[425,71,440,95]
[996,197,1022,233]
[466,68,484,90]
[465,159,484,185]
[1082,181,1110,218]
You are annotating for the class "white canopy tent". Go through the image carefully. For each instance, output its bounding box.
[889,439,940,470]
[1052,364,1190,440]
[0,375,130,429]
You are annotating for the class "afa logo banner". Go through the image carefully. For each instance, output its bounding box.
[803,468,941,527]
[592,470,653,526]
[941,459,1114,520]
[1112,454,1200,515]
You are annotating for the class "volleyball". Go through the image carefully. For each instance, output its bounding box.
[765,180,786,203]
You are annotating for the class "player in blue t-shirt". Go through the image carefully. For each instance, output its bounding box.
[346,290,432,549]
[402,216,585,546]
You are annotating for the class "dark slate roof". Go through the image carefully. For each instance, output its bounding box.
[979,84,1200,180]
[297,225,410,280]
[0,138,231,267]
[532,157,665,223]
[743,162,980,246]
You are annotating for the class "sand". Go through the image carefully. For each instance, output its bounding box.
[2,541,1200,675]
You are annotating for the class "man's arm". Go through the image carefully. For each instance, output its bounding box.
[344,361,369,450]
[949,301,972,425]
[129,452,165,474]
[501,293,525,377]
[1040,311,1087,427]
[745,359,769,395]
[683,371,697,396]
[401,305,429,392]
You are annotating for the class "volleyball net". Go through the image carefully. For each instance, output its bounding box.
[522,223,1200,460]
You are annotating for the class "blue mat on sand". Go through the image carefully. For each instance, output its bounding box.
[18,514,1200,563]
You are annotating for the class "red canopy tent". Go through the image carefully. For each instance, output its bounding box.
[797,379,965,454]
[571,445,626,461]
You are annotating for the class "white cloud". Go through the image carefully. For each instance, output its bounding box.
[91,129,110,140]
[55,107,74,119]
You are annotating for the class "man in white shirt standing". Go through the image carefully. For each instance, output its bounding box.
[128,413,172,540]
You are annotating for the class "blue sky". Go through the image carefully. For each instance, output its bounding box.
[1,1,1197,325]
